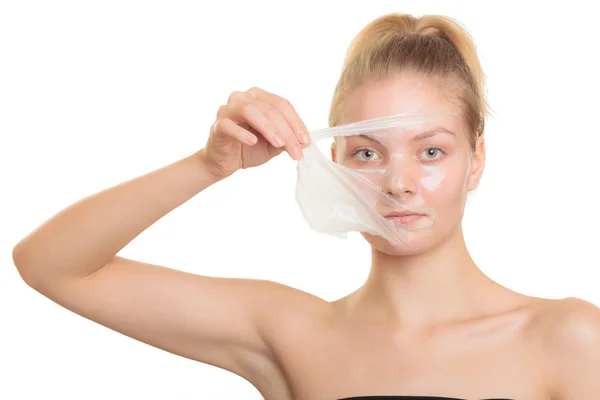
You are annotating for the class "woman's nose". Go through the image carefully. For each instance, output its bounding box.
[381,160,418,198]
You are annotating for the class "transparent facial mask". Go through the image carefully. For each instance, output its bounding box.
[295,110,471,250]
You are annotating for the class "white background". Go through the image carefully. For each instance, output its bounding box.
[1,1,599,399]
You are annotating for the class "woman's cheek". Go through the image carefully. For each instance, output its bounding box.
[420,165,446,191]
[419,165,466,209]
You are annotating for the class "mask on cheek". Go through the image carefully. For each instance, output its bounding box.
[295,110,469,250]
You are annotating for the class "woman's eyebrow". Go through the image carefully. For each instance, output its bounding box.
[411,128,456,141]
[350,128,455,143]
[356,133,381,143]
[344,133,383,145]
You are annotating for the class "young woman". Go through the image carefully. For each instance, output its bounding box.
[12,12,600,400]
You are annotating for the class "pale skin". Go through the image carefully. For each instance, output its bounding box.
[12,77,600,400]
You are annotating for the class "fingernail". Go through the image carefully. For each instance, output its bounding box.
[246,134,258,145]
[300,131,311,144]
[273,134,285,147]
[292,145,303,160]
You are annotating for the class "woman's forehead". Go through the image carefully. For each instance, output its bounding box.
[339,74,465,132]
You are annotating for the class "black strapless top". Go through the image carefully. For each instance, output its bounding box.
[338,396,514,399]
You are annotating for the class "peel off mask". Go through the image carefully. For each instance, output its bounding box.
[295,110,471,250]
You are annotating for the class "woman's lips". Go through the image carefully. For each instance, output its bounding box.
[384,211,425,225]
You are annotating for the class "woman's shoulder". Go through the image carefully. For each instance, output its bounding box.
[530,296,600,344]
[527,296,600,395]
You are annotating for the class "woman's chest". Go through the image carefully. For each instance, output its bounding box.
[263,318,552,400]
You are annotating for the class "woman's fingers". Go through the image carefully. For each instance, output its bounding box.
[218,101,285,150]
[237,102,288,150]
[212,118,257,146]
[214,87,309,161]
[246,87,310,145]
[252,100,304,160]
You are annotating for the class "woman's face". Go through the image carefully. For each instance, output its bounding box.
[332,72,485,255]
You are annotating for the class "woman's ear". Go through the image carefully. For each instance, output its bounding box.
[331,141,337,162]
[467,135,486,191]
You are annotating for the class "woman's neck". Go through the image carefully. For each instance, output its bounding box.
[347,225,514,331]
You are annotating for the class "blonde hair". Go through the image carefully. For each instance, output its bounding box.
[329,13,489,149]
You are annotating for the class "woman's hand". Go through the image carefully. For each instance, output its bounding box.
[199,87,310,179]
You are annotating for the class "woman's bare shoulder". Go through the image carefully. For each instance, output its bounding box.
[526,296,600,396]
[259,279,335,333]
[530,296,600,340]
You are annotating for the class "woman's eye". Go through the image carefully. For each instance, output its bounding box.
[420,147,444,160]
[354,149,380,161]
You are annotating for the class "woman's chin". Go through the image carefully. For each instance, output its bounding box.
[360,231,435,256]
